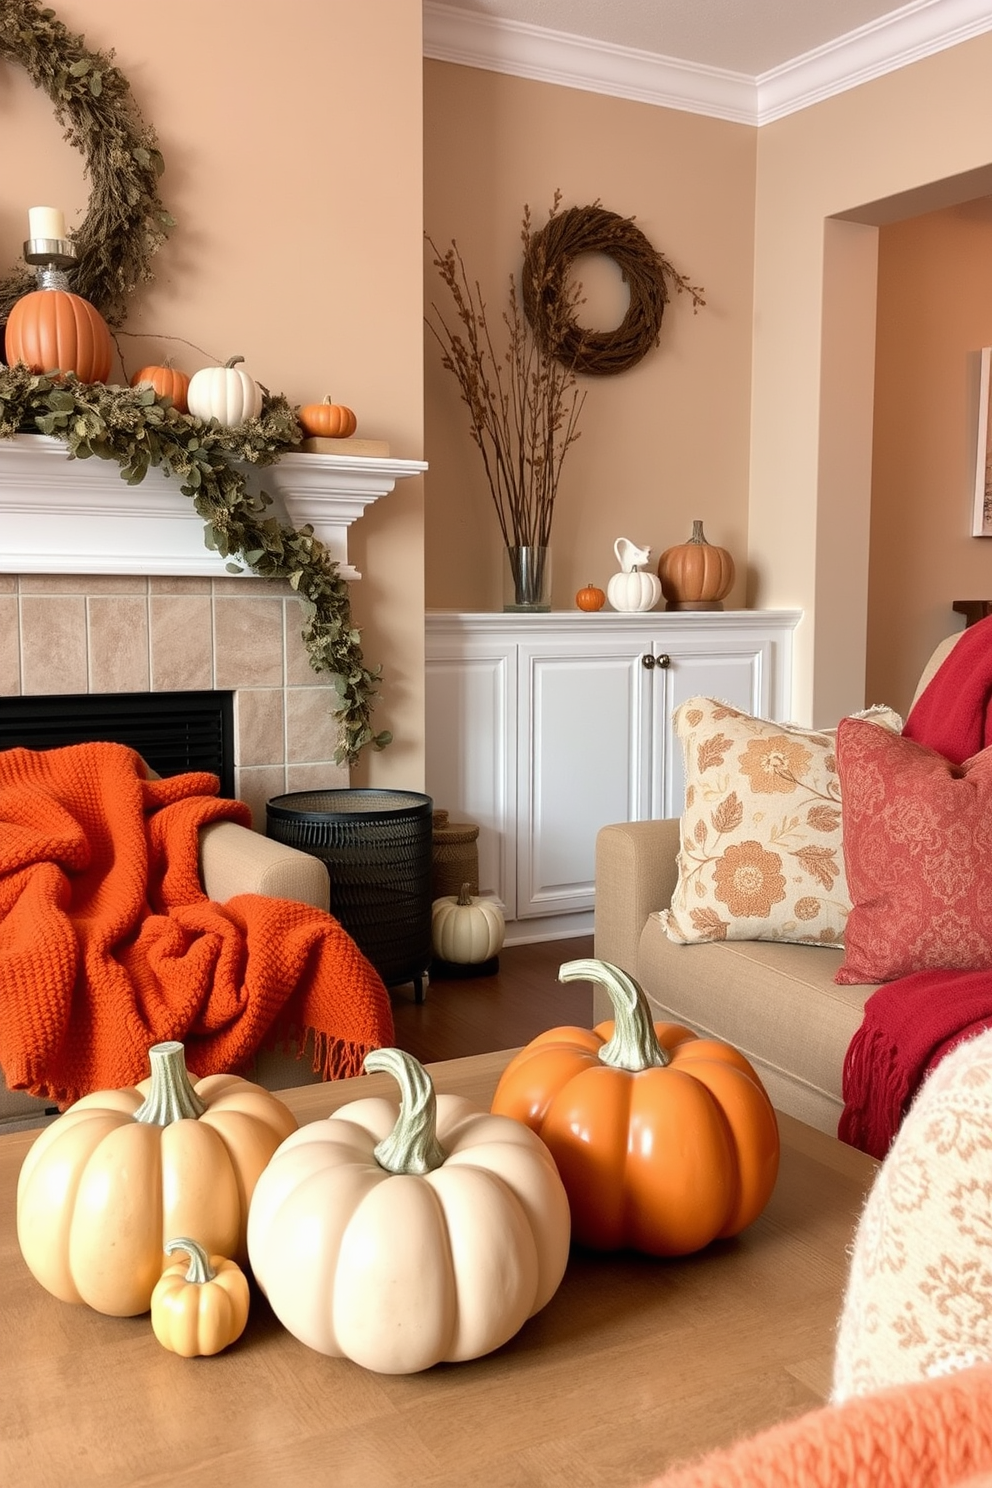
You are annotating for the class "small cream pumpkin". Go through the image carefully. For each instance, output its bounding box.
[187,355,263,427]
[247,1047,571,1374]
[431,882,505,964]
[607,567,662,613]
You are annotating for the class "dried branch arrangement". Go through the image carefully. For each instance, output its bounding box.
[426,197,586,550]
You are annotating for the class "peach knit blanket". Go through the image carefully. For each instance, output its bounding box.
[640,1365,992,1488]
[0,741,394,1104]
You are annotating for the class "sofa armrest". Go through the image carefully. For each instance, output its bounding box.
[594,818,681,974]
[198,820,330,911]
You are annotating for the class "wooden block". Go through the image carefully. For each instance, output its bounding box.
[300,436,391,457]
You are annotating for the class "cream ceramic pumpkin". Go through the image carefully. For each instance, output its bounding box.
[16,1041,297,1317]
[431,882,505,963]
[247,1047,571,1374]
[187,355,263,427]
[607,568,662,613]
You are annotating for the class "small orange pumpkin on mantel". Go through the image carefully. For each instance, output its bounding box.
[299,396,358,439]
[130,361,190,414]
[657,520,735,611]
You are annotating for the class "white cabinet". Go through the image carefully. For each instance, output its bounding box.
[425,610,800,940]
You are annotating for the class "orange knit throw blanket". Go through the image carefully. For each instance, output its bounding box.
[0,742,394,1105]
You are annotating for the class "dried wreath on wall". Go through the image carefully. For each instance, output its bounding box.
[0,0,173,327]
[522,202,706,376]
[0,0,389,767]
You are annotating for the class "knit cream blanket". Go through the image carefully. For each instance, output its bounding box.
[832,1027,992,1402]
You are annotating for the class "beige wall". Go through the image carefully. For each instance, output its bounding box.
[0,0,424,789]
[868,198,992,717]
[423,60,756,612]
[751,32,992,725]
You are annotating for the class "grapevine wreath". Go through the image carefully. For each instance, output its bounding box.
[0,0,388,766]
[521,202,705,376]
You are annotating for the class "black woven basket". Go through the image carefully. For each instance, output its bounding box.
[266,789,433,994]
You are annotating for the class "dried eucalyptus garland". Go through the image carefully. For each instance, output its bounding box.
[0,0,172,327]
[522,203,705,376]
[0,0,389,767]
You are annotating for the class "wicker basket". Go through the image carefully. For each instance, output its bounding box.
[431,808,480,900]
[266,788,433,996]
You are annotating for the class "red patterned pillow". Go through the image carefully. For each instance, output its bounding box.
[835,717,992,984]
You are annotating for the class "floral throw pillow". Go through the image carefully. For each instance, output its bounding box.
[662,699,902,946]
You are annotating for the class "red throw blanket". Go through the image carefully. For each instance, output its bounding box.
[839,615,992,1157]
[0,741,394,1106]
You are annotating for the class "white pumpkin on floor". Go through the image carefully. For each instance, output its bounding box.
[431,883,505,964]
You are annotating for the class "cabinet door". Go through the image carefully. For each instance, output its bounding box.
[652,638,774,818]
[516,637,651,918]
[424,641,515,913]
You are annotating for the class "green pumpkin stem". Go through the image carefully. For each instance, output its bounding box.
[164,1237,216,1285]
[132,1041,208,1126]
[366,1047,448,1175]
[558,958,670,1073]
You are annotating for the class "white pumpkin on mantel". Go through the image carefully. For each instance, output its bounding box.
[187,355,263,427]
[607,536,662,613]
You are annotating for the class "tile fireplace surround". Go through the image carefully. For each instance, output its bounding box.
[0,435,426,828]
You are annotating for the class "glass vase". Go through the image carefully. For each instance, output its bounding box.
[503,546,551,613]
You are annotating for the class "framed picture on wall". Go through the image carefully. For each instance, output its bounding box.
[973,347,992,537]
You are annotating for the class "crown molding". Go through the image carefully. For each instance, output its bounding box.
[758,0,992,122]
[423,0,992,125]
[422,2,756,124]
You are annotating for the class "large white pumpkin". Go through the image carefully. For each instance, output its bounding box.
[187,355,263,427]
[247,1047,571,1374]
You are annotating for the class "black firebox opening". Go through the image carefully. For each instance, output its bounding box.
[0,691,236,798]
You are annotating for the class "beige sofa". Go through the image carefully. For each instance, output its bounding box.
[0,820,331,1129]
[593,631,962,1137]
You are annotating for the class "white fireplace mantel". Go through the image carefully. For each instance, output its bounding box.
[0,433,427,580]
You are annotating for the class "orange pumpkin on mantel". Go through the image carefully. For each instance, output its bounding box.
[299,396,358,439]
[575,582,606,612]
[657,520,735,611]
[131,361,190,413]
[5,288,113,383]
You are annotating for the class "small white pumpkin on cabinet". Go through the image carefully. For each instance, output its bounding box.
[606,536,662,613]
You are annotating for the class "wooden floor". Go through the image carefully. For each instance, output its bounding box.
[388,933,595,1064]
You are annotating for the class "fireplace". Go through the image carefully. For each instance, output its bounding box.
[0,573,349,828]
[0,690,236,797]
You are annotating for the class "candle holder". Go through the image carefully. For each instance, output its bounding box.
[23,234,78,290]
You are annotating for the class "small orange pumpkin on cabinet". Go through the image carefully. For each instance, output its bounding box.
[131,361,190,413]
[491,958,780,1257]
[299,396,358,439]
[575,582,606,612]
[657,520,735,610]
[5,288,113,383]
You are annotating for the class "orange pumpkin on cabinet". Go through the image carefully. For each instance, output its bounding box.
[299,396,357,438]
[657,520,735,609]
[575,582,606,612]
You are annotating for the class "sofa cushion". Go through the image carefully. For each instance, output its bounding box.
[835,717,992,983]
[663,698,901,948]
[635,912,874,1131]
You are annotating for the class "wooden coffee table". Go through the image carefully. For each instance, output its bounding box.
[0,1051,877,1488]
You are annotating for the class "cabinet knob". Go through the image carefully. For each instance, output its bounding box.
[641,653,671,670]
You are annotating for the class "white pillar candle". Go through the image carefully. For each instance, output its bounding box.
[28,206,66,241]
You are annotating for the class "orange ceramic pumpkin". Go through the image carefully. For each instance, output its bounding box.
[491,958,780,1256]
[299,396,357,439]
[575,582,606,612]
[6,288,113,383]
[657,520,735,609]
[131,362,190,413]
